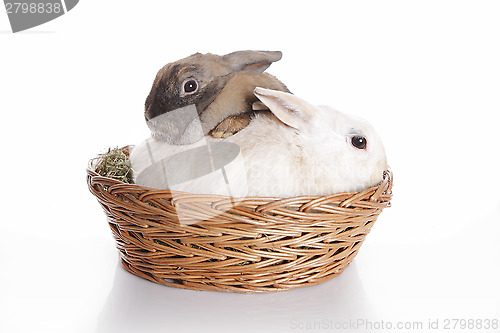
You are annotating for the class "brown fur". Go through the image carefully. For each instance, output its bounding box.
[201,72,289,137]
[210,113,253,138]
[144,51,290,144]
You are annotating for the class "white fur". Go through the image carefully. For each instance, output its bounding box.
[131,89,387,197]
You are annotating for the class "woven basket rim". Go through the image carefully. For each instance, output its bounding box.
[87,145,393,203]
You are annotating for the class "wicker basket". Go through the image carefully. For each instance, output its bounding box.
[87,146,392,293]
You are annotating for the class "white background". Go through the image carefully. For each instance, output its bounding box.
[1,1,499,332]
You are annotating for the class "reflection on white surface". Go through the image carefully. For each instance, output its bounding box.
[96,261,372,333]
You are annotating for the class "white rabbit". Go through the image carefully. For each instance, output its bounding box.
[131,88,387,197]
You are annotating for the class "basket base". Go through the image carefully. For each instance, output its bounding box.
[118,248,360,294]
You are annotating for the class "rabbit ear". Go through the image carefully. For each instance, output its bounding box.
[222,50,282,75]
[254,87,316,131]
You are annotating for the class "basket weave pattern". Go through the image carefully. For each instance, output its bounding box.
[87,150,392,293]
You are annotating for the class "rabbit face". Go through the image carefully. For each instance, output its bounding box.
[144,51,283,144]
[316,106,388,190]
[145,53,231,121]
[254,88,388,193]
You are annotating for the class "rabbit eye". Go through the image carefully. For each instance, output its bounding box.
[351,136,367,150]
[181,79,198,96]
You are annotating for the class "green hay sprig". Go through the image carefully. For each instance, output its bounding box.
[94,147,133,184]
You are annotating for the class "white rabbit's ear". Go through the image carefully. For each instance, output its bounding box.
[254,87,316,131]
[222,50,282,75]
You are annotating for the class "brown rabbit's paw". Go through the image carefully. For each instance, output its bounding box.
[210,114,252,139]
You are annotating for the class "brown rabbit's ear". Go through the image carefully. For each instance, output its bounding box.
[222,50,282,74]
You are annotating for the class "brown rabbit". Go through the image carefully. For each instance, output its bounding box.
[144,50,290,144]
